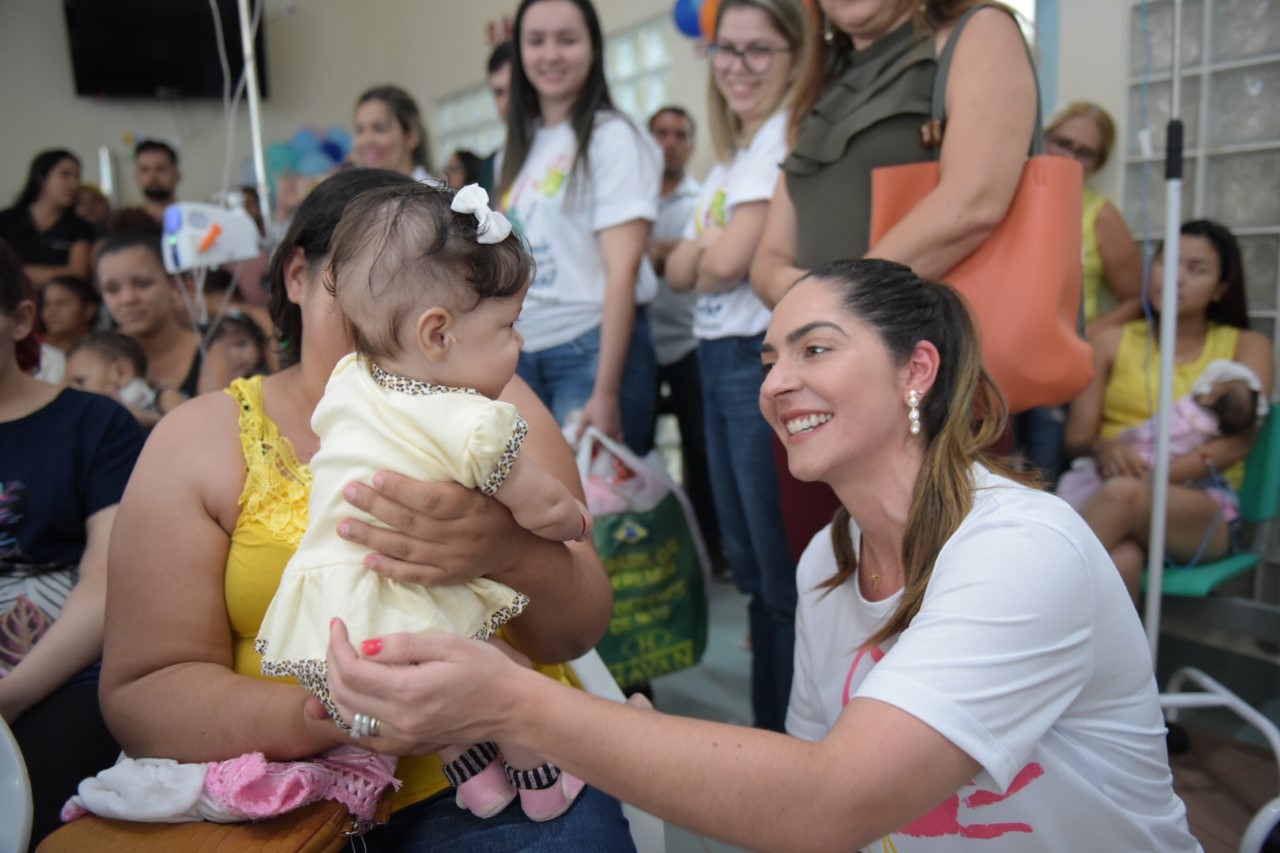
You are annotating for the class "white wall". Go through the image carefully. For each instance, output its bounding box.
[0,0,406,207]
[1053,0,1131,201]
[0,0,1126,207]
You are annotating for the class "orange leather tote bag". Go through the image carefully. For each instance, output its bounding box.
[869,5,1092,414]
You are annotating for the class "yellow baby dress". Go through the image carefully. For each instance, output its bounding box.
[256,354,529,712]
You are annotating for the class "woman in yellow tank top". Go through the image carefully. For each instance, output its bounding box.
[97,169,635,849]
[1044,102,1142,334]
[1063,220,1272,601]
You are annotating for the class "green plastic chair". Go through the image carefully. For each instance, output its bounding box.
[1143,410,1280,597]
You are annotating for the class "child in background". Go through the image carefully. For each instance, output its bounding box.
[208,311,270,378]
[1057,359,1267,511]
[256,182,591,823]
[65,332,185,425]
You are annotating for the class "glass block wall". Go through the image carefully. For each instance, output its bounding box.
[433,16,674,180]
[1126,0,1280,379]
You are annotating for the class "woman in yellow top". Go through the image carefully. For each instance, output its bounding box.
[1064,220,1272,601]
[1044,101,1142,335]
[97,169,635,848]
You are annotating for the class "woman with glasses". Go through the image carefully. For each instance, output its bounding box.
[498,0,662,455]
[1045,101,1142,334]
[664,0,807,733]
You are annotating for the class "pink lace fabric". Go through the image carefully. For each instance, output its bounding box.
[205,747,400,822]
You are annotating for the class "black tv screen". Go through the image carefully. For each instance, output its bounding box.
[64,0,268,99]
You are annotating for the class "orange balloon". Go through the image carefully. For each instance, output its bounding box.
[699,0,720,40]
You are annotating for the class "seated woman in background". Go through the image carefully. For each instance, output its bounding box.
[0,150,95,287]
[0,239,145,849]
[95,231,226,400]
[96,169,633,850]
[1045,101,1142,335]
[325,259,1200,852]
[1064,220,1273,600]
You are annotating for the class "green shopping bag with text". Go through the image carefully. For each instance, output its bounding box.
[576,427,709,686]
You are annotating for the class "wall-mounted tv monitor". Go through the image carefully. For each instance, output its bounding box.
[63,0,268,99]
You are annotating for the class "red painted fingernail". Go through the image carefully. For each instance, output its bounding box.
[362,638,383,656]
[330,617,338,630]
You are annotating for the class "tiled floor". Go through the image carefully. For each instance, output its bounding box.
[650,577,753,853]
[646,576,1280,852]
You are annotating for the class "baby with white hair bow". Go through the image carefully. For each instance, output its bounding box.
[256,182,591,823]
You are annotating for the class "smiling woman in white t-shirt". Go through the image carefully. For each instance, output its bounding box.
[326,258,1199,852]
[664,0,807,734]
[497,0,662,455]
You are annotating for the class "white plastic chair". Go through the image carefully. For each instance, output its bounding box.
[0,713,33,853]
[570,649,666,853]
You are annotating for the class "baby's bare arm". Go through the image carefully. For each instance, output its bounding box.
[494,454,591,542]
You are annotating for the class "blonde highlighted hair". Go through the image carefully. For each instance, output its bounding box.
[706,0,808,162]
[1046,100,1117,169]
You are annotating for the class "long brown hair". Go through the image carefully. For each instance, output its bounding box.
[804,259,1029,649]
[499,0,616,201]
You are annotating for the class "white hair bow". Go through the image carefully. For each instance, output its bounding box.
[451,184,513,245]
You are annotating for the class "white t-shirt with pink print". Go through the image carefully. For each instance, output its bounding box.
[787,466,1200,852]
[499,111,661,352]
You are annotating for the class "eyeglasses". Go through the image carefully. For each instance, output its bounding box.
[707,42,790,75]
[1046,133,1101,168]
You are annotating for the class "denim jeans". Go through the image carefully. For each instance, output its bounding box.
[699,334,797,732]
[368,785,636,852]
[517,309,658,456]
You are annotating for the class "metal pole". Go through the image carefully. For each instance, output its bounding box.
[1143,0,1184,665]
[237,0,270,222]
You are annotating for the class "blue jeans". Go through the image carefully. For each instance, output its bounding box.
[517,309,658,456]
[368,785,635,852]
[699,334,797,732]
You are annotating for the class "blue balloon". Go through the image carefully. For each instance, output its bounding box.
[266,141,296,172]
[673,0,701,38]
[320,140,344,164]
[291,128,322,157]
[297,151,336,177]
[325,125,354,157]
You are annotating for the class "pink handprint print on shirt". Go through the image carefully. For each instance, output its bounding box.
[897,762,1044,840]
[843,645,1046,844]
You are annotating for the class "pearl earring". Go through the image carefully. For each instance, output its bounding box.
[907,389,921,436]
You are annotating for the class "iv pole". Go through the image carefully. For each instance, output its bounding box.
[237,0,271,222]
[1142,0,1183,665]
